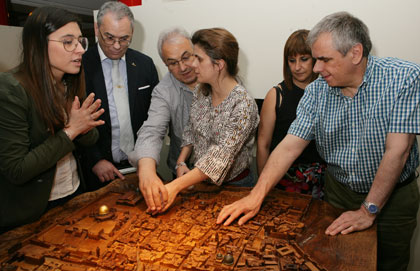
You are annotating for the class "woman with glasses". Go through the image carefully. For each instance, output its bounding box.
[155,28,259,214]
[0,6,104,232]
[257,29,325,198]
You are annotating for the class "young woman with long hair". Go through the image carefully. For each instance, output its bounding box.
[0,6,104,232]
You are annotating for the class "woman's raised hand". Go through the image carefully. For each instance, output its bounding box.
[64,93,105,140]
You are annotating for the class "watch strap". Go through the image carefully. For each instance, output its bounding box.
[175,161,187,170]
[362,200,380,215]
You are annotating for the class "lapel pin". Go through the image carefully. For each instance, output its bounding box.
[131,62,136,67]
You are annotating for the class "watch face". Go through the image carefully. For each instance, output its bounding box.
[368,204,378,214]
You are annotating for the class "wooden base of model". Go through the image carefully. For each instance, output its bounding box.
[0,179,376,271]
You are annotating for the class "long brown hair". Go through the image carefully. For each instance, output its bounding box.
[15,6,85,134]
[283,29,318,90]
[191,28,239,96]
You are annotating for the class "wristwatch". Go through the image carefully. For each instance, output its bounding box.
[362,200,380,215]
[175,161,187,170]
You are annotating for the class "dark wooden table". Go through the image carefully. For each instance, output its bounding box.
[0,174,376,270]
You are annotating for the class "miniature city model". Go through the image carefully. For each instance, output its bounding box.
[0,187,355,270]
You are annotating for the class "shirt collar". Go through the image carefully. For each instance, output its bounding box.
[169,72,196,93]
[361,55,374,86]
[97,43,126,62]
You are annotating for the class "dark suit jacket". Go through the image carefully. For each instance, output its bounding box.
[0,72,98,229]
[82,46,159,172]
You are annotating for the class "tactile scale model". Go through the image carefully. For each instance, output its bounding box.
[0,189,328,270]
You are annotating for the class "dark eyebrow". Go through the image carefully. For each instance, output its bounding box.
[104,32,130,39]
[181,51,191,57]
[166,51,190,62]
[60,34,77,39]
[316,56,332,61]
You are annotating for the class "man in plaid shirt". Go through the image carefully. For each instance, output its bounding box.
[217,12,420,271]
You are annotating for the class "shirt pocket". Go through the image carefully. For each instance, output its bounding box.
[318,110,349,143]
[361,115,388,150]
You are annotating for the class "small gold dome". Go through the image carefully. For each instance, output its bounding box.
[98,205,109,215]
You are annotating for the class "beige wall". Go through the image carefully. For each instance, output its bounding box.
[128,0,420,99]
[0,25,22,72]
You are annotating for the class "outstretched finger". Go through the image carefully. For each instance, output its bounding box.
[81,93,95,109]
[152,188,163,212]
[238,211,257,226]
[91,108,105,121]
[161,198,174,213]
[72,96,81,110]
[144,187,156,212]
[142,196,150,210]
[340,225,355,235]
[89,98,102,114]
[222,209,244,226]
[217,203,242,225]
[325,215,343,234]
[160,185,169,207]
[216,205,232,224]
[112,167,125,180]
[326,219,349,236]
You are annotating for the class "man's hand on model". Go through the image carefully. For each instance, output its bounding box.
[216,191,265,226]
[92,159,125,182]
[138,158,168,214]
[325,206,376,235]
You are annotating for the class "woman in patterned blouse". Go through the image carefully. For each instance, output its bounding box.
[159,28,259,213]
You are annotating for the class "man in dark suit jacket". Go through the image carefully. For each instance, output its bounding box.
[82,1,158,191]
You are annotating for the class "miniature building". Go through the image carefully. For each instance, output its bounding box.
[0,184,373,270]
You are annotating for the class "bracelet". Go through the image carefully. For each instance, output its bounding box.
[175,161,187,170]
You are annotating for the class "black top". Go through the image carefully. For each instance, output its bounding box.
[269,81,323,164]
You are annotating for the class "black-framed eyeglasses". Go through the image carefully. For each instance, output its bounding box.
[48,36,89,52]
[166,52,194,69]
[98,29,131,47]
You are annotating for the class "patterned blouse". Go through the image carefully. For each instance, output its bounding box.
[182,84,259,185]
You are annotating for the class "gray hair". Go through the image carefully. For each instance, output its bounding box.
[157,27,192,61]
[97,1,134,30]
[307,11,372,57]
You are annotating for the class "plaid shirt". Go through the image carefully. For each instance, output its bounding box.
[289,55,420,193]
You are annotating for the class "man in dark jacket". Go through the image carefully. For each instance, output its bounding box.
[82,1,158,191]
